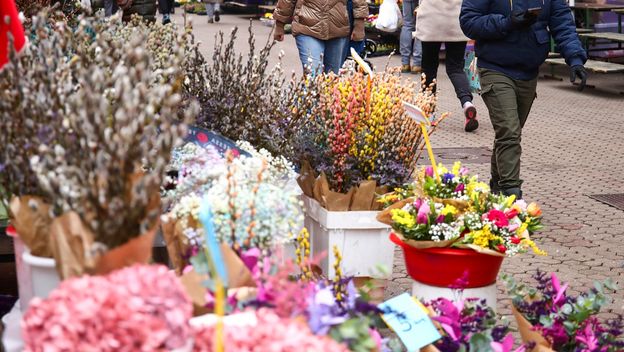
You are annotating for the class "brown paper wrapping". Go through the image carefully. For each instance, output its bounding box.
[9,196,53,257]
[372,186,389,210]
[421,345,441,352]
[161,213,197,274]
[512,306,555,352]
[395,232,456,249]
[350,180,377,211]
[296,161,317,198]
[325,187,355,211]
[455,243,506,257]
[376,198,415,225]
[49,211,96,279]
[432,197,471,214]
[180,244,255,316]
[93,224,158,276]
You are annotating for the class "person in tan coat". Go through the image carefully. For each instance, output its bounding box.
[415,0,478,132]
[273,0,368,73]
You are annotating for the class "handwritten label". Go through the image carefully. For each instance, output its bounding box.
[378,293,441,351]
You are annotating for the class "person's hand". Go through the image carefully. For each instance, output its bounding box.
[274,22,285,42]
[352,19,365,41]
[510,10,538,29]
[570,65,587,91]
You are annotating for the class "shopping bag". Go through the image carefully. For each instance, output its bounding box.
[376,0,402,32]
[464,45,480,93]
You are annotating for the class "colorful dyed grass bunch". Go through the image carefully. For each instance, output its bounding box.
[288,68,446,193]
[382,162,544,256]
[504,271,624,351]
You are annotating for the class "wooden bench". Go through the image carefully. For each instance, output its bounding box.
[545,58,624,73]
[579,32,624,43]
[543,58,624,92]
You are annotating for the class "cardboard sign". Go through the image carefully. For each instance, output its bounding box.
[402,101,430,126]
[379,293,441,351]
[185,126,250,157]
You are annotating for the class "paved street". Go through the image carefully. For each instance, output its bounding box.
[177,12,624,318]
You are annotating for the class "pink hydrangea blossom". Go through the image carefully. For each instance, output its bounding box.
[192,308,349,352]
[22,265,193,352]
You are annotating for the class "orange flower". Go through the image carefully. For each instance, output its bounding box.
[527,203,542,217]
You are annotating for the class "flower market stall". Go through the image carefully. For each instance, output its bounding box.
[1,1,623,351]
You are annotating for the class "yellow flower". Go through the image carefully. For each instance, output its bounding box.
[468,224,497,248]
[522,238,547,256]
[437,163,449,175]
[467,181,490,197]
[506,195,516,208]
[377,193,398,204]
[441,204,458,216]
[391,209,416,228]
[452,161,461,176]
[517,222,528,237]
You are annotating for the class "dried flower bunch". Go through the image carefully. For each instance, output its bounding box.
[14,12,199,250]
[184,24,297,157]
[286,68,445,193]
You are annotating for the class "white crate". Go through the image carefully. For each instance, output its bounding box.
[302,195,393,279]
[412,281,498,312]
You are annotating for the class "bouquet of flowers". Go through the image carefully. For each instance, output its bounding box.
[289,68,447,211]
[504,271,624,351]
[457,194,545,256]
[379,162,545,257]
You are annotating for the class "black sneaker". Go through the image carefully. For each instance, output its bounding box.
[214,10,220,22]
[463,102,478,132]
[502,187,523,200]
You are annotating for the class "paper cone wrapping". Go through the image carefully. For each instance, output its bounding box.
[432,197,471,214]
[180,245,255,316]
[454,244,506,257]
[296,161,317,198]
[421,345,441,352]
[93,225,158,276]
[9,196,53,257]
[376,198,414,225]
[49,211,96,279]
[161,213,197,274]
[297,161,382,211]
[512,306,555,352]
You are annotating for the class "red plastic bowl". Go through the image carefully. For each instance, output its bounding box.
[390,233,504,288]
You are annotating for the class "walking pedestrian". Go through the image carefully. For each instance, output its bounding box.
[400,0,422,74]
[273,0,368,74]
[104,0,119,17]
[158,0,174,24]
[460,0,587,199]
[204,0,222,23]
[415,0,479,132]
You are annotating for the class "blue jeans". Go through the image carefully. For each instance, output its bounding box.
[295,35,349,74]
[206,3,220,17]
[400,0,422,66]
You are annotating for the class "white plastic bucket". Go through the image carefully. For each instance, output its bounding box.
[20,248,60,309]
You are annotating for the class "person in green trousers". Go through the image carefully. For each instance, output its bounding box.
[460,0,588,199]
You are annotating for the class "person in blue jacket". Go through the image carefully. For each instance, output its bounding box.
[460,0,587,199]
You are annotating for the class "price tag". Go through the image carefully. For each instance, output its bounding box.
[402,101,430,126]
[378,293,441,351]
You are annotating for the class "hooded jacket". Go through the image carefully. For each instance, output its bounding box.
[460,0,587,80]
[274,0,368,40]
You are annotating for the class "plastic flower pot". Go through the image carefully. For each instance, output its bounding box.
[390,233,504,288]
[7,225,61,309]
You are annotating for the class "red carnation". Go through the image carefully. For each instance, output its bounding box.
[486,209,509,227]
[497,244,507,253]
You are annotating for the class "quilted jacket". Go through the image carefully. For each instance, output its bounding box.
[274,0,368,40]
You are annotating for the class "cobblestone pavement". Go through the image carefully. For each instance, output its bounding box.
[179,13,624,318]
